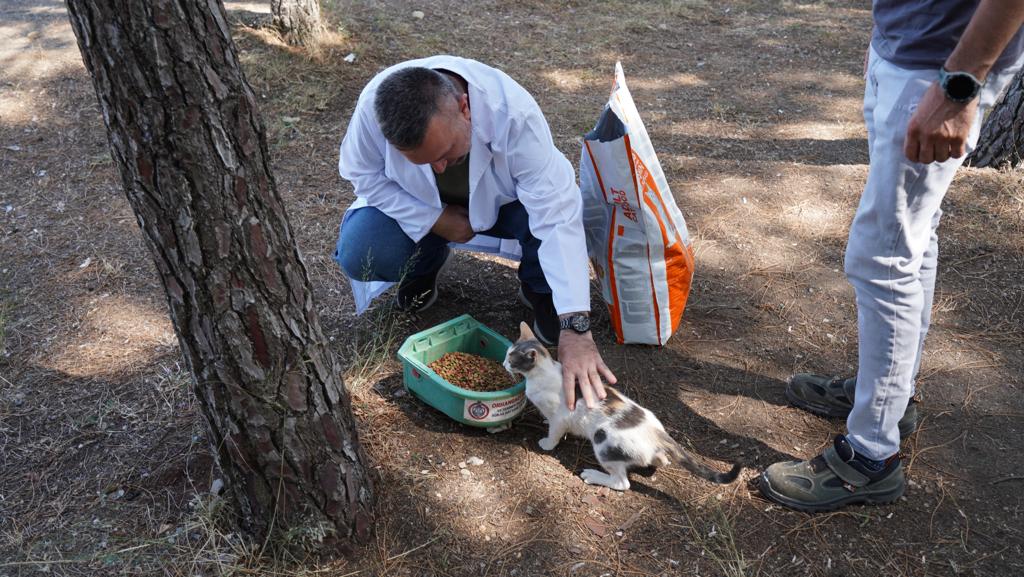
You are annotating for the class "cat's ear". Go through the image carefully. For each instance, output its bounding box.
[518,321,536,342]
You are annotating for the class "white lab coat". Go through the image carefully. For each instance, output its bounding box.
[339,55,590,315]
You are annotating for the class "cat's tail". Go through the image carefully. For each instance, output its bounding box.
[657,431,742,484]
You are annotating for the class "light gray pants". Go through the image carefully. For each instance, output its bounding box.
[845,47,1022,461]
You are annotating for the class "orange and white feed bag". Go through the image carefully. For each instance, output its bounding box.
[579,62,695,345]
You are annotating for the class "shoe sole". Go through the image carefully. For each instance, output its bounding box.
[785,380,918,439]
[757,472,905,513]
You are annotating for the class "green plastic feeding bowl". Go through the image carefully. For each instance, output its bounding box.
[397,314,526,428]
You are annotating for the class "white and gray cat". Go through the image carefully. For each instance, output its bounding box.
[504,322,741,491]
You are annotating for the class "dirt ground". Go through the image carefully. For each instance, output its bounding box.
[2,0,1023,575]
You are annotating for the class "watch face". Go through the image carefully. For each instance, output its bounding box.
[944,72,980,102]
[571,315,590,333]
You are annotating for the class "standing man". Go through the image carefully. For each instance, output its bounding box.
[760,1,1024,511]
[334,56,616,410]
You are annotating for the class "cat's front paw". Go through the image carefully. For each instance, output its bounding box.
[580,468,630,491]
[537,437,559,451]
[580,468,603,484]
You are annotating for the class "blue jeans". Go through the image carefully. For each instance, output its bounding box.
[844,48,1021,460]
[334,200,550,293]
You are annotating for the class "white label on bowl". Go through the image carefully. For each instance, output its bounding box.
[463,393,527,423]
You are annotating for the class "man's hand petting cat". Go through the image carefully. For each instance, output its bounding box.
[557,331,617,410]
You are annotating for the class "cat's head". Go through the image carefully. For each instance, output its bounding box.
[503,321,554,377]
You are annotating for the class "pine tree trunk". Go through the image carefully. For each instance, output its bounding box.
[64,0,372,555]
[969,66,1024,169]
[271,0,325,47]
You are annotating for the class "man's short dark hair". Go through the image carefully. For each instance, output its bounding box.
[374,67,459,150]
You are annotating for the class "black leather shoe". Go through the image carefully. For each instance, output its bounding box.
[518,284,559,345]
[394,248,451,313]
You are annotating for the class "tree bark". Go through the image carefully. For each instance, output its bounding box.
[64,0,372,555]
[271,0,325,47]
[969,66,1024,169]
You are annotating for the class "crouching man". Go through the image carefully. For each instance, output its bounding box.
[334,55,616,410]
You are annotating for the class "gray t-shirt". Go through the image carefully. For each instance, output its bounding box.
[872,0,1024,71]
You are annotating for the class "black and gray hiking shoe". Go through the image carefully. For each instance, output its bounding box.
[786,373,919,439]
[758,435,905,513]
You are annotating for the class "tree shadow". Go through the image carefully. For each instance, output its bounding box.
[0,361,213,561]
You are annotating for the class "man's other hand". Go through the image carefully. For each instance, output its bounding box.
[557,331,617,411]
[904,83,978,164]
[431,205,474,243]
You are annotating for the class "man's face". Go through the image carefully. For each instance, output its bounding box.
[400,93,471,174]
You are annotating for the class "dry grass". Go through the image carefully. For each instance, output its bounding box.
[341,301,409,399]
[336,254,424,399]
[683,500,750,577]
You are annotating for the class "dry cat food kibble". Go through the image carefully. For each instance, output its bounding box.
[428,351,518,392]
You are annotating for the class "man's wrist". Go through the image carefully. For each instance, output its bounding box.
[942,59,990,83]
[558,329,592,343]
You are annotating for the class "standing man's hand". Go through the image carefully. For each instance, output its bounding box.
[557,330,616,411]
[431,204,475,243]
[904,83,978,164]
